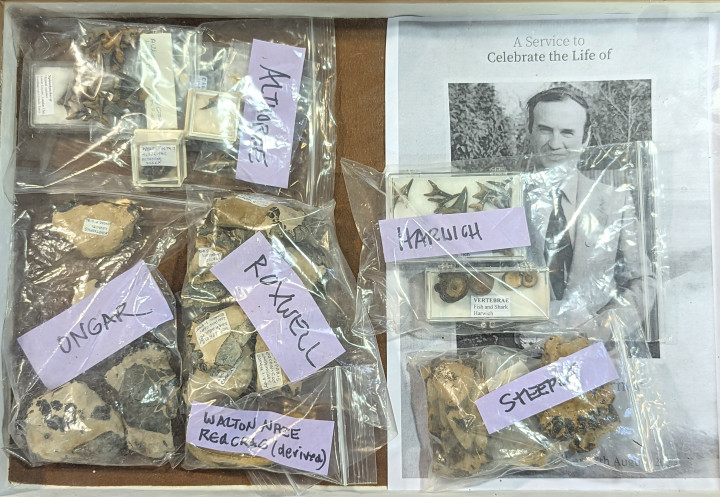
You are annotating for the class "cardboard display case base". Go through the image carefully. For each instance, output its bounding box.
[3,14,387,489]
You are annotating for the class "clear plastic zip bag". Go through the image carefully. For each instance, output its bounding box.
[185,19,337,207]
[4,184,189,467]
[342,142,659,341]
[407,309,677,490]
[15,17,200,190]
[180,189,395,483]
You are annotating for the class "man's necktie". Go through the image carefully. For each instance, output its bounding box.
[544,187,573,299]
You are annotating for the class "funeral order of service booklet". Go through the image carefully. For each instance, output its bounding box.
[385,14,720,492]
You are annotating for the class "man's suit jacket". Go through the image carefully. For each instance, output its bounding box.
[526,166,655,327]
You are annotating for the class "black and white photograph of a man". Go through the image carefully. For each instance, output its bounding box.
[449,81,657,341]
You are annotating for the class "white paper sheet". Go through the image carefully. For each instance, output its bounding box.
[386,14,720,491]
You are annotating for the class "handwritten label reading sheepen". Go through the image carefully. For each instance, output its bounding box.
[139,144,177,168]
[198,247,223,268]
[195,311,232,347]
[471,295,511,318]
[18,262,174,390]
[379,208,530,263]
[236,40,306,189]
[35,74,55,116]
[475,342,619,434]
[82,218,111,237]
[211,232,345,383]
[187,403,334,475]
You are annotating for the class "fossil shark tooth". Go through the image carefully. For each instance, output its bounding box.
[435,187,468,214]
[393,179,414,208]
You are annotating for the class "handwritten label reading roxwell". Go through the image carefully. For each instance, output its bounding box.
[236,40,306,189]
[210,232,345,383]
[475,342,619,434]
[379,207,530,262]
[187,402,335,475]
[18,261,174,390]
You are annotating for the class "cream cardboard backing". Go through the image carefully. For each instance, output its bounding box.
[1,2,720,496]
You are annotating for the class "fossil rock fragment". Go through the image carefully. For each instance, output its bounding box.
[105,342,179,459]
[187,305,256,402]
[24,381,126,464]
[52,201,138,258]
[424,360,489,477]
[469,272,494,296]
[213,197,304,232]
[434,273,469,303]
[536,336,620,453]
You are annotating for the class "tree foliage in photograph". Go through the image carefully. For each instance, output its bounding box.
[449,80,652,161]
[449,84,518,161]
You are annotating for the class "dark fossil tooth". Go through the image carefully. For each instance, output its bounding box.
[393,179,413,208]
[435,187,467,214]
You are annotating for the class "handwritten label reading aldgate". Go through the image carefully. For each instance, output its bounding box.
[475,342,619,434]
[35,74,55,116]
[187,402,335,475]
[82,218,111,236]
[236,40,306,189]
[18,261,174,390]
[211,232,345,383]
[379,207,530,263]
[195,311,232,347]
[471,295,511,318]
[139,144,177,168]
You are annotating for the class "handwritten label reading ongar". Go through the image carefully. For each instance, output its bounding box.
[187,402,335,475]
[236,40,306,189]
[17,262,174,390]
[211,232,345,383]
[379,208,530,262]
[475,342,619,434]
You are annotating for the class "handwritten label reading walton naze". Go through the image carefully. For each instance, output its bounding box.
[211,232,345,383]
[475,342,619,434]
[17,261,174,390]
[236,40,306,189]
[379,207,530,262]
[187,402,335,475]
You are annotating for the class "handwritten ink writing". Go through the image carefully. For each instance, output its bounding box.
[188,404,334,475]
[212,232,344,382]
[272,441,327,472]
[260,420,301,439]
[57,302,153,354]
[499,378,557,413]
[396,221,483,251]
[243,254,322,368]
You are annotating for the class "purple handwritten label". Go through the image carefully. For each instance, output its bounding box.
[475,342,619,434]
[18,262,173,390]
[236,40,306,189]
[379,207,530,262]
[187,402,334,475]
[210,232,345,383]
